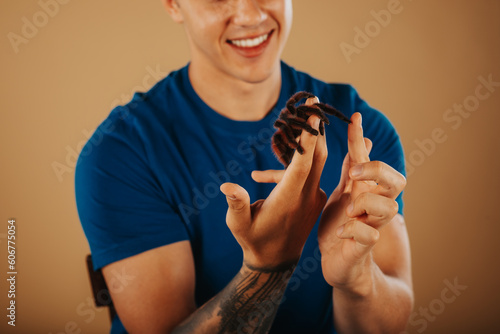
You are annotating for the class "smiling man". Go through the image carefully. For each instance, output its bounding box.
[75,1,413,333]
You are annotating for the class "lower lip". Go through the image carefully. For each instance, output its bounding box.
[227,31,274,58]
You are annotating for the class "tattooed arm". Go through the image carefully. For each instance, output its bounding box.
[174,262,295,334]
[103,241,297,334]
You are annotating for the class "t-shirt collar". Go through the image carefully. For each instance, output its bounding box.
[180,61,293,135]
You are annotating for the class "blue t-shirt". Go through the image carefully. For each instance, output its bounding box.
[75,61,405,334]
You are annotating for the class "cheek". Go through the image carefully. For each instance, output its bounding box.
[188,9,230,43]
[267,0,293,33]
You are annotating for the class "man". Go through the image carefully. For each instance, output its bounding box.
[75,0,413,333]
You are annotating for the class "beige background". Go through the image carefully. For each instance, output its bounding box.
[1,0,499,333]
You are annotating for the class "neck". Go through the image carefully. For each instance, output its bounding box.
[188,62,282,121]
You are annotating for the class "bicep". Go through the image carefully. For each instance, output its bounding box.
[372,214,412,289]
[102,240,196,334]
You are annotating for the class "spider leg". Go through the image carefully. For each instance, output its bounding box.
[314,103,351,124]
[279,110,319,135]
[281,116,319,136]
[295,105,330,125]
[271,135,290,166]
[288,91,316,103]
[272,134,296,167]
[274,119,304,154]
[286,91,316,115]
[272,132,287,152]
[283,150,294,168]
[272,91,342,167]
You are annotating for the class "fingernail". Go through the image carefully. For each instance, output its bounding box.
[227,194,237,200]
[359,114,363,128]
[336,225,345,237]
[351,165,363,177]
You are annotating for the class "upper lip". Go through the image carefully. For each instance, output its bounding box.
[227,29,273,42]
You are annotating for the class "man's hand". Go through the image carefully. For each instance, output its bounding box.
[318,112,407,294]
[221,97,328,269]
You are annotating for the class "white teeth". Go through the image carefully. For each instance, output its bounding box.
[230,33,269,48]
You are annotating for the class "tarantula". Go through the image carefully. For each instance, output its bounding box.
[271,91,351,167]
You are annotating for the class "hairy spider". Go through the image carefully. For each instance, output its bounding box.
[271,91,351,167]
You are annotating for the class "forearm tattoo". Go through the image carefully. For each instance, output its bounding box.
[172,263,295,334]
[217,263,295,334]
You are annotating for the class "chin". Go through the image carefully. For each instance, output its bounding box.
[238,71,273,84]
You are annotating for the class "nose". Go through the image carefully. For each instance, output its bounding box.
[232,0,267,27]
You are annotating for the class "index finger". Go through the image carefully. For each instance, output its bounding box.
[280,103,321,194]
[348,113,370,164]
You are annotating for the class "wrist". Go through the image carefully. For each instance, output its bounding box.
[333,255,377,298]
[242,250,300,274]
[242,258,298,277]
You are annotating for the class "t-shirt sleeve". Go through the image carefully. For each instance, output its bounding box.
[351,87,406,215]
[75,111,189,270]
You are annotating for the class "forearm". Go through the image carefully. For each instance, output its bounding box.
[172,262,295,334]
[333,260,413,334]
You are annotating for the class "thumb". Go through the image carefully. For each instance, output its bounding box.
[220,183,251,231]
[251,169,285,184]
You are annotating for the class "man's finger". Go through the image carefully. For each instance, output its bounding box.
[348,113,370,164]
[281,98,321,193]
[337,219,380,248]
[337,152,351,193]
[307,99,328,190]
[346,192,399,229]
[348,114,375,199]
[364,137,373,156]
[220,183,251,232]
[349,161,407,199]
[251,170,285,184]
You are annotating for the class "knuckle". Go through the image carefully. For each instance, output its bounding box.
[372,160,385,175]
[370,229,380,244]
[230,200,247,212]
[389,200,399,217]
[356,192,369,207]
[317,148,328,165]
[318,141,328,159]
[396,173,407,190]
